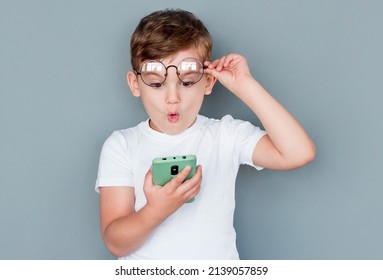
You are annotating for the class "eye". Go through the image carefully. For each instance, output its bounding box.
[142,72,165,88]
[181,81,195,87]
[179,72,200,87]
[149,82,163,88]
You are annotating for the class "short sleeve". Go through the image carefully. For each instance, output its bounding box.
[223,115,267,170]
[95,131,134,193]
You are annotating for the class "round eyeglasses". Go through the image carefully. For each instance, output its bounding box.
[134,57,207,88]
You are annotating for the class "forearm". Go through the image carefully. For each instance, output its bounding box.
[102,204,164,257]
[101,166,202,257]
[234,77,315,163]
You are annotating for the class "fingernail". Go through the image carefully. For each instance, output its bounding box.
[184,165,192,172]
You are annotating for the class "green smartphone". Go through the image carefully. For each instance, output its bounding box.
[152,155,197,202]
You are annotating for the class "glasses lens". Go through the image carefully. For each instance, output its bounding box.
[140,61,166,87]
[177,58,204,85]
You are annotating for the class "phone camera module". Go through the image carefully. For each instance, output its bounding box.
[170,165,179,175]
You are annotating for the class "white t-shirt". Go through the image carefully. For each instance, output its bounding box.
[95,115,267,259]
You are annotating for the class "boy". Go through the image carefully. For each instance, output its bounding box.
[95,9,315,260]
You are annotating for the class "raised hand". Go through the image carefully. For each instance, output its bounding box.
[204,53,253,94]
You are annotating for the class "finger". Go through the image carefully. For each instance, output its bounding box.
[226,53,246,70]
[203,60,212,67]
[165,165,192,191]
[206,57,223,70]
[178,165,202,192]
[213,53,242,70]
[207,56,225,71]
[183,185,201,201]
[187,165,202,185]
[204,63,225,80]
[187,184,201,199]
[187,170,202,195]
[182,166,202,199]
[217,56,228,71]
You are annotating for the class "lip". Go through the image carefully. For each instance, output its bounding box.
[167,113,180,123]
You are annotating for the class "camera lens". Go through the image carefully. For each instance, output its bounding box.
[170,165,179,175]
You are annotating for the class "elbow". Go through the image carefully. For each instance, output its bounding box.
[103,236,122,258]
[306,141,316,163]
[297,143,316,168]
[104,239,132,258]
[109,247,128,259]
[102,229,144,258]
[282,143,316,170]
[102,230,132,258]
[302,152,315,167]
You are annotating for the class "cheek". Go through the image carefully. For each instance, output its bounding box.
[182,91,205,111]
[140,94,162,113]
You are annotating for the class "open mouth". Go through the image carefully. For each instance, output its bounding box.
[167,113,180,123]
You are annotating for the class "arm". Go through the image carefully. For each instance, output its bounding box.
[205,54,315,170]
[99,165,202,257]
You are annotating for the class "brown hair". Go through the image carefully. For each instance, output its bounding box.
[130,9,212,70]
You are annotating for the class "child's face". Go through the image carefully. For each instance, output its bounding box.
[128,48,216,135]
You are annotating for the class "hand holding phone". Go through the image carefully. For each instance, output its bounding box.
[152,155,197,202]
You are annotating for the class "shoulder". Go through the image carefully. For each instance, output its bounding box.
[102,121,147,153]
[200,114,261,132]
[198,114,237,127]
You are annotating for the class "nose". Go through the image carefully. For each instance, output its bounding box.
[165,86,181,104]
[164,68,181,104]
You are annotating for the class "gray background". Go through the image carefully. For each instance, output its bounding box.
[1,0,382,259]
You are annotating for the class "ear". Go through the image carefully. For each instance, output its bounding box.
[127,71,141,97]
[204,74,217,96]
